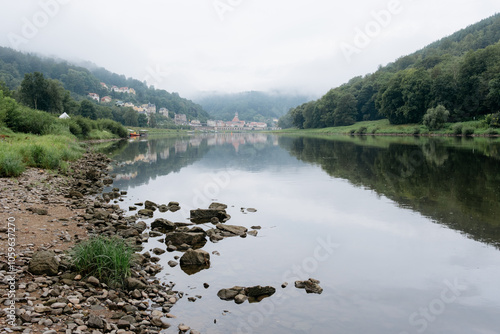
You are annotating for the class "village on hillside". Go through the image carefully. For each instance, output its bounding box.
[88,83,278,130]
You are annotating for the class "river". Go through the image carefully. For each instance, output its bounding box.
[102,133,500,334]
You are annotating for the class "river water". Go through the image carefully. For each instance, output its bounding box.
[103,133,500,334]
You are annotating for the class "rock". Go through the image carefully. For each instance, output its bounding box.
[51,302,67,309]
[69,189,84,198]
[168,201,180,207]
[245,286,276,298]
[234,294,247,304]
[251,225,262,230]
[247,208,257,212]
[117,319,131,329]
[216,223,247,236]
[129,206,137,211]
[151,218,176,232]
[190,209,231,223]
[29,250,59,276]
[203,283,210,289]
[217,287,244,300]
[178,324,190,332]
[86,276,100,286]
[180,249,210,266]
[248,230,258,237]
[295,278,323,294]
[168,260,178,267]
[210,217,220,224]
[93,209,110,220]
[158,204,169,212]
[209,202,228,210]
[144,200,158,210]
[188,297,197,302]
[125,277,147,291]
[151,316,170,328]
[164,232,206,248]
[87,314,104,329]
[281,282,288,288]
[138,209,154,217]
[134,221,147,233]
[131,290,142,299]
[118,228,139,238]
[152,247,166,255]
[29,207,48,215]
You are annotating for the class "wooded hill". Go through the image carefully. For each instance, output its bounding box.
[0,47,209,124]
[279,13,500,129]
[194,91,311,122]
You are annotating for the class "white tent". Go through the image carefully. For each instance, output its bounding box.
[59,112,70,119]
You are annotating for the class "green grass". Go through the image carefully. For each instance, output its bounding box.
[277,119,500,137]
[68,236,133,287]
[0,133,84,177]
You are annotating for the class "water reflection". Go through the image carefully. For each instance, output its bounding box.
[278,135,500,248]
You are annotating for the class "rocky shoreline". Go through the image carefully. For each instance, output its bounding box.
[0,150,199,334]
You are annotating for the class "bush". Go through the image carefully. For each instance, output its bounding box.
[97,119,128,138]
[452,123,463,135]
[0,151,25,177]
[6,105,57,135]
[355,126,367,135]
[423,105,450,130]
[413,127,421,135]
[349,129,356,135]
[74,116,94,137]
[491,112,500,128]
[485,128,498,135]
[462,127,474,136]
[370,127,379,134]
[69,236,133,286]
[23,144,60,169]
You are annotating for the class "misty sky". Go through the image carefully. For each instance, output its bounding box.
[0,0,499,98]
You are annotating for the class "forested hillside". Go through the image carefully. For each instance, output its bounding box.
[0,47,209,125]
[280,13,500,129]
[194,91,310,122]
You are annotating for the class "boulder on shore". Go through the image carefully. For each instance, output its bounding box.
[164,231,207,249]
[28,250,59,276]
[180,249,210,266]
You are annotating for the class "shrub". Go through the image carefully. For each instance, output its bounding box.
[349,129,356,135]
[6,105,57,135]
[462,127,474,136]
[0,151,25,177]
[97,119,128,138]
[355,126,367,135]
[413,127,421,135]
[370,127,379,134]
[423,105,450,130]
[491,112,500,128]
[74,116,94,137]
[485,128,498,135]
[452,123,463,136]
[21,144,61,169]
[69,236,133,286]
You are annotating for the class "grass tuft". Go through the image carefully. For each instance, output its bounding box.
[68,236,133,286]
[0,151,25,177]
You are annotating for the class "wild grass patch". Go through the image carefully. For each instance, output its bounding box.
[68,236,133,286]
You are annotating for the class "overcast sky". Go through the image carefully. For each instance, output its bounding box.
[0,0,499,98]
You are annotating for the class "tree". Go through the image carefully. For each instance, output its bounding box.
[19,72,49,110]
[0,80,12,97]
[334,93,357,126]
[123,108,138,126]
[79,100,97,120]
[138,113,148,127]
[423,105,450,130]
